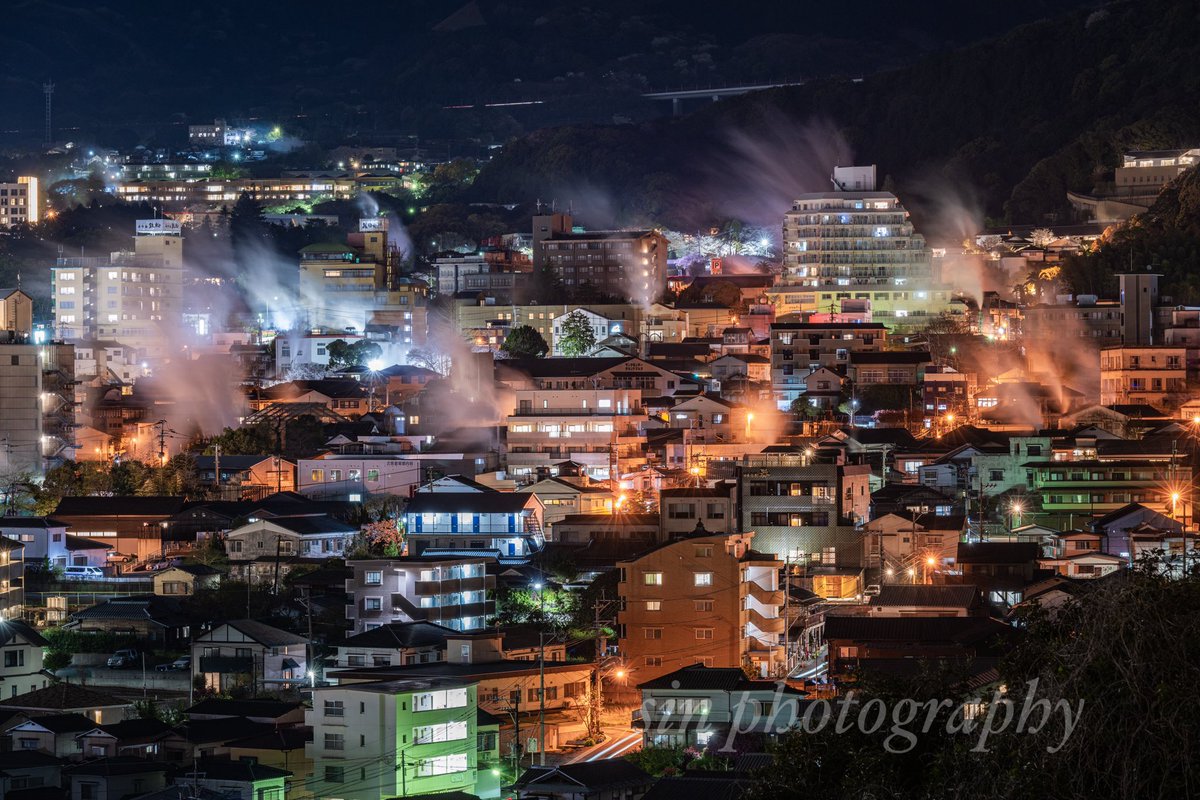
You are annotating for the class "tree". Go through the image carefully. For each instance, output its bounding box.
[501,325,549,358]
[204,424,275,456]
[557,311,597,357]
[326,339,382,369]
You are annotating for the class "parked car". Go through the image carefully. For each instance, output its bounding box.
[63,565,104,580]
[107,649,140,669]
[155,656,191,672]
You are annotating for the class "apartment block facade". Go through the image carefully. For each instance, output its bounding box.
[617,532,785,685]
[345,558,495,634]
[50,220,183,359]
[1099,346,1186,407]
[736,452,872,592]
[306,678,484,800]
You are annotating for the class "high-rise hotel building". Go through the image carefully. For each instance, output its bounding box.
[773,165,952,322]
[51,220,183,360]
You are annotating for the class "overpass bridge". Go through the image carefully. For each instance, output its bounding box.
[643,81,805,115]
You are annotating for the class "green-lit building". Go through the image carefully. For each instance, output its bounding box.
[307,677,499,800]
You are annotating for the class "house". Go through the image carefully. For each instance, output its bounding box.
[617,532,785,685]
[634,664,807,749]
[823,615,1016,679]
[152,564,223,596]
[552,513,661,560]
[64,757,171,800]
[226,728,314,800]
[185,699,307,726]
[0,518,112,570]
[512,759,655,800]
[0,684,132,725]
[192,455,296,500]
[0,619,51,697]
[192,620,309,693]
[66,595,192,648]
[50,497,189,563]
[181,758,291,800]
[0,750,64,797]
[404,491,545,563]
[659,485,737,538]
[867,585,983,617]
[1088,502,1183,561]
[951,542,1042,608]
[306,678,485,800]
[344,558,494,635]
[74,718,177,760]
[6,713,96,757]
[799,365,847,409]
[862,512,966,577]
[335,622,455,669]
[224,515,359,583]
[297,454,421,501]
[516,478,613,530]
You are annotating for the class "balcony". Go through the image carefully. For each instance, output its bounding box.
[744,608,786,635]
[512,407,642,417]
[745,583,784,606]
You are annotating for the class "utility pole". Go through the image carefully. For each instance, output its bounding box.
[537,584,546,766]
[155,419,168,466]
[272,535,283,595]
[214,443,221,499]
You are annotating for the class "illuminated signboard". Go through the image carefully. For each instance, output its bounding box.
[359,218,387,232]
[135,219,182,235]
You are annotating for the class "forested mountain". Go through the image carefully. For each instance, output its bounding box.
[468,0,1200,230]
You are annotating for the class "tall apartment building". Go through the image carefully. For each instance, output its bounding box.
[0,177,39,229]
[298,218,427,344]
[532,213,667,303]
[736,450,872,596]
[51,219,184,360]
[775,165,946,320]
[1099,346,1186,407]
[617,532,785,684]
[345,558,495,634]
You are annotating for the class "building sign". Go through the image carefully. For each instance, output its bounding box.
[360,217,387,232]
[135,219,182,235]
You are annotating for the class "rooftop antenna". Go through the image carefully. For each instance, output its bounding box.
[42,80,54,146]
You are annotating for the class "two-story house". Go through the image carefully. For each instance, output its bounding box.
[404,491,544,564]
[192,620,309,694]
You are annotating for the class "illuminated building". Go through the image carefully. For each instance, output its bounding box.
[616,531,785,685]
[769,321,888,409]
[533,213,667,303]
[453,300,645,353]
[775,165,950,320]
[403,490,546,564]
[1099,346,1186,407]
[305,676,490,800]
[0,177,39,228]
[50,219,184,360]
[499,356,696,483]
[736,450,872,596]
[114,176,358,207]
[1069,148,1200,223]
[344,558,495,634]
[297,218,427,345]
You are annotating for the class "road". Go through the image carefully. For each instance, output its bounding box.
[564,728,641,763]
[53,665,191,696]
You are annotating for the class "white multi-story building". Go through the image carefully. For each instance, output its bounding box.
[775,165,950,321]
[345,558,495,634]
[50,220,183,360]
[0,177,38,229]
[298,454,422,501]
